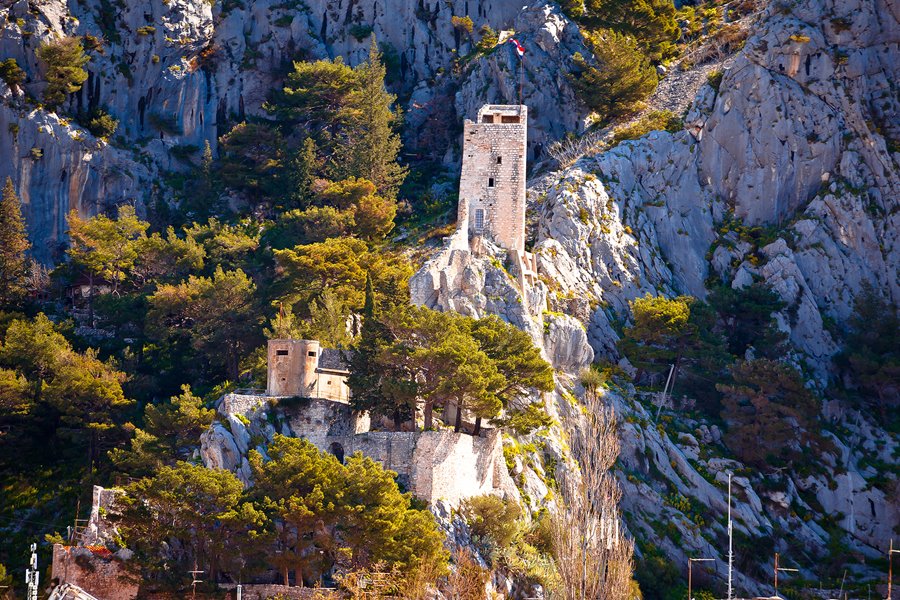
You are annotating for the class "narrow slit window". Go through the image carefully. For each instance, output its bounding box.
[474,209,485,233]
[308,351,316,357]
[276,350,289,356]
[496,156,502,164]
[488,177,495,187]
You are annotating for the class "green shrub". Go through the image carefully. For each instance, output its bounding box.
[0,58,25,90]
[612,110,682,144]
[80,109,118,139]
[349,24,373,41]
[136,26,156,36]
[460,494,522,551]
[707,70,723,91]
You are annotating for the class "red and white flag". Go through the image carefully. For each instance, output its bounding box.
[508,37,525,58]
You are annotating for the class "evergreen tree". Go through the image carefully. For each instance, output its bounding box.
[281,137,320,210]
[67,205,149,294]
[278,57,358,142]
[36,36,90,109]
[718,359,821,468]
[0,58,26,92]
[305,288,351,348]
[0,313,69,403]
[708,282,787,358]
[218,122,285,202]
[348,273,406,423]
[332,39,407,197]
[0,178,30,310]
[42,348,131,465]
[118,462,259,584]
[835,285,899,418]
[569,29,657,122]
[147,266,260,382]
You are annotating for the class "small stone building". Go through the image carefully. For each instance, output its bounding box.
[266,339,350,402]
[457,104,538,292]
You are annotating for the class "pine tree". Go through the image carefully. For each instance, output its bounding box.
[718,359,821,467]
[348,273,393,418]
[569,29,657,122]
[281,136,320,210]
[333,38,407,198]
[36,36,90,109]
[0,177,30,310]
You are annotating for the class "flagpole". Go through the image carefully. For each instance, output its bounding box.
[520,51,524,105]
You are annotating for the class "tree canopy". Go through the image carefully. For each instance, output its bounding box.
[36,36,90,108]
[0,178,31,310]
[350,304,553,433]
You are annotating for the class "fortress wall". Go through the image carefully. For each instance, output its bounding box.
[410,429,519,506]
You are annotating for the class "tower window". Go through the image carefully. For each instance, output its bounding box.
[488,177,495,187]
[474,209,485,233]
[276,350,289,356]
[496,156,502,164]
[308,351,316,357]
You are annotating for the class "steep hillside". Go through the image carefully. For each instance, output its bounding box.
[414,0,899,594]
[0,0,897,595]
[0,0,588,261]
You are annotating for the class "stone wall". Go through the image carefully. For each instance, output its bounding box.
[217,584,337,599]
[458,105,528,256]
[51,546,138,600]
[411,429,519,506]
[206,393,518,508]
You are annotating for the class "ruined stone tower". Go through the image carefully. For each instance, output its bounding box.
[458,104,537,288]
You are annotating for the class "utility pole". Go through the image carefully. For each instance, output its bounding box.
[688,557,715,600]
[25,543,39,600]
[888,539,900,600]
[188,561,204,600]
[727,473,733,600]
[774,552,798,598]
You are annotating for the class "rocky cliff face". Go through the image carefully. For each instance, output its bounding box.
[412,0,899,591]
[0,0,588,258]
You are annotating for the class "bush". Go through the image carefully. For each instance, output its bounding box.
[36,36,90,109]
[349,24,373,41]
[451,15,474,36]
[80,109,118,139]
[569,29,657,123]
[707,70,723,91]
[460,495,522,551]
[0,58,25,90]
[476,25,499,52]
[612,110,682,144]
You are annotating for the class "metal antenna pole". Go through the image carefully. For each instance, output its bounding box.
[25,543,39,600]
[727,473,733,600]
[656,364,675,422]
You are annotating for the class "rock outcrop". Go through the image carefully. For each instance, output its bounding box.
[410,0,899,591]
[0,0,590,259]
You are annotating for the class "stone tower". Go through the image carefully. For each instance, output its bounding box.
[458,104,528,255]
[266,339,320,396]
[458,104,537,290]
